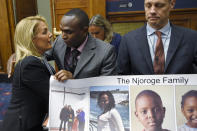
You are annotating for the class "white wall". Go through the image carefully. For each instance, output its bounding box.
[37,0,52,32]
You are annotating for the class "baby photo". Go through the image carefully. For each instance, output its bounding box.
[175,86,197,131]
[130,85,176,131]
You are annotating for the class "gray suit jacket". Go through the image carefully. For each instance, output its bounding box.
[46,34,116,78]
[117,24,197,74]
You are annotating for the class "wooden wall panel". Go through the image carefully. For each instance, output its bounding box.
[108,8,197,34]
[50,0,106,35]
[0,0,14,73]
[15,0,37,23]
[51,0,89,31]
[89,0,106,18]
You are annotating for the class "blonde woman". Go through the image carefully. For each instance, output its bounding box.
[89,14,121,54]
[2,16,54,131]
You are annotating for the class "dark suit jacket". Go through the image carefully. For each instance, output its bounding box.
[117,24,197,74]
[45,34,117,78]
[2,56,51,131]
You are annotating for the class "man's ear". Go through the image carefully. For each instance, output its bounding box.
[170,0,176,9]
[135,111,142,122]
[32,37,36,44]
[135,111,138,118]
[181,107,184,114]
[83,26,89,32]
[163,107,166,117]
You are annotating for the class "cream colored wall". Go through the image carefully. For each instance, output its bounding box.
[37,0,55,67]
[175,86,197,128]
[130,85,176,131]
[37,0,52,32]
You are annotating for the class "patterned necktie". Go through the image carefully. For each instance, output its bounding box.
[153,31,165,74]
[68,49,80,73]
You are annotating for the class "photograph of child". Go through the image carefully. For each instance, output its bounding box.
[130,86,176,131]
[90,86,129,131]
[176,86,197,131]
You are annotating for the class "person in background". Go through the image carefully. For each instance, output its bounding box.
[59,105,69,131]
[45,9,116,81]
[89,14,121,55]
[117,0,197,75]
[77,108,85,131]
[2,15,54,131]
[178,90,197,131]
[67,105,75,131]
[97,91,124,131]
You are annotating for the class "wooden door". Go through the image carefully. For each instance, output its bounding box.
[50,0,106,36]
[15,0,38,23]
[0,0,15,74]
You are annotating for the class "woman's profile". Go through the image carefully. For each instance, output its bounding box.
[2,15,54,131]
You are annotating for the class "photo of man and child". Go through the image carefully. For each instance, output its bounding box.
[130,86,197,131]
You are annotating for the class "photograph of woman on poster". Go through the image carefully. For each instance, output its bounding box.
[97,91,125,131]
[90,86,129,131]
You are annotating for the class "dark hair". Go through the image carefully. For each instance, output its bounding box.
[97,91,115,113]
[64,8,89,28]
[135,90,162,106]
[181,90,197,108]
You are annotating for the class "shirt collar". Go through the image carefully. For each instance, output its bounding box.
[71,35,88,53]
[147,20,171,36]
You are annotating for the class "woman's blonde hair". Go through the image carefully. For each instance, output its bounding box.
[89,14,113,43]
[14,15,48,64]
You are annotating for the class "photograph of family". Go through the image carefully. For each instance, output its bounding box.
[49,85,89,131]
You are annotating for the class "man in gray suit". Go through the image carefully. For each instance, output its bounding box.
[46,8,116,81]
[117,0,197,75]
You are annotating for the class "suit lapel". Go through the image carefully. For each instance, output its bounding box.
[74,35,96,77]
[137,26,154,73]
[165,25,182,71]
[56,36,68,69]
[59,45,67,69]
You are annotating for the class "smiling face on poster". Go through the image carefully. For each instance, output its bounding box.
[90,86,130,131]
[176,86,197,130]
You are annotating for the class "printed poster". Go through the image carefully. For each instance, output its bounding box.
[48,75,197,131]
